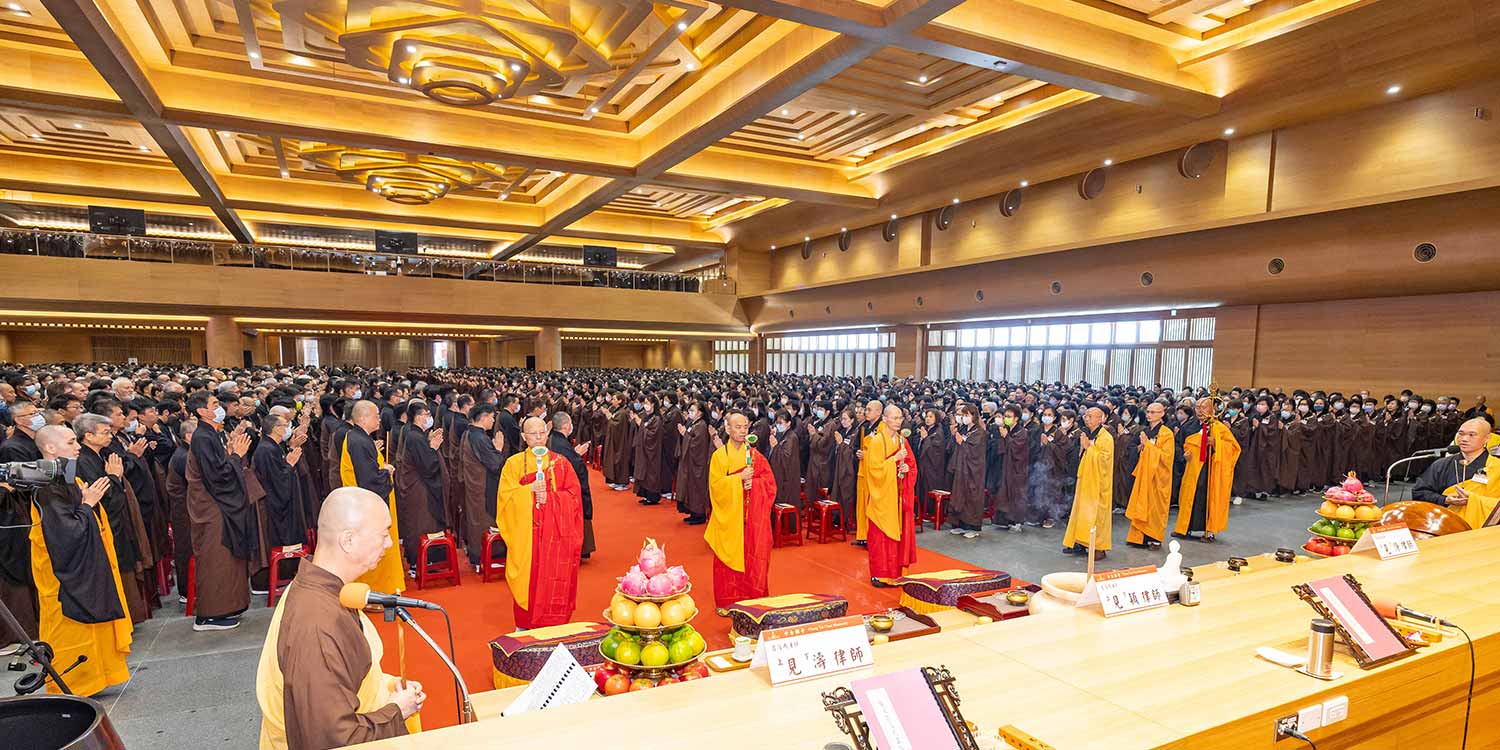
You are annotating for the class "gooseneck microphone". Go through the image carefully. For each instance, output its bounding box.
[1372,597,1458,629]
[338,582,442,611]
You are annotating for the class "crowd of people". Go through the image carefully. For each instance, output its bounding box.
[0,362,1493,700]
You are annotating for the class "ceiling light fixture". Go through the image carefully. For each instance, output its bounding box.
[1019,180,1029,187]
[500,191,510,199]
[803,235,810,241]
[405,44,417,53]
[398,77,410,85]
[5,2,23,9]
[1386,84,1402,95]
[951,197,960,204]
[796,134,804,140]
[29,133,42,140]
[676,21,687,30]
[840,227,847,232]
[280,169,290,177]
[684,62,695,71]
[889,213,898,220]
[588,106,599,114]
[1223,127,1235,136]
[917,75,928,83]
[73,122,84,129]
[248,51,260,60]
[849,109,858,116]
[770,244,777,250]
[511,63,522,72]
[781,108,789,116]
[138,145,150,152]
[1103,158,1114,166]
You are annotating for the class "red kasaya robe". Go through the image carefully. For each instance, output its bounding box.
[867,427,918,581]
[705,441,775,610]
[496,451,584,629]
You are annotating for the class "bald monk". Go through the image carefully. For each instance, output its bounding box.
[1125,402,1175,549]
[705,412,775,612]
[852,399,885,544]
[1174,398,1242,542]
[496,417,584,629]
[27,425,131,696]
[1412,418,1500,529]
[1062,407,1114,561]
[866,405,918,585]
[256,487,425,750]
[340,401,405,594]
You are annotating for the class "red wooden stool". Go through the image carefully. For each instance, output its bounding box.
[185,557,196,616]
[415,532,461,590]
[921,490,950,532]
[268,543,308,606]
[804,500,847,544]
[481,528,507,582]
[156,553,175,598]
[772,503,802,548]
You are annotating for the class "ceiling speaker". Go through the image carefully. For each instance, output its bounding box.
[1414,243,1437,262]
[838,228,851,251]
[935,204,954,230]
[882,218,898,242]
[1140,272,1154,287]
[1078,169,1106,200]
[1050,281,1063,295]
[1267,257,1285,275]
[800,238,812,260]
[1179,142,1217,179]
[999,188,1023,217]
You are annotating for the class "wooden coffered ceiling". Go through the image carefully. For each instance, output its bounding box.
[0,0,1495,266]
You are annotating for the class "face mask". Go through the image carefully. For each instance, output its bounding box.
[710,411,720,421]
[1225,408,1239,417]
[1362,404,1374,414]
[957,415,970,426]
[1280,410,1292,420]
[1121,413,1133,423]
[26,413,45,431]
[1313,404,1325,413]
[1002,416,1015,427]
[126,418,139,433]
[1038,415,1054,426]
[776,424,787,433]
[814,409,827,420]
[1255,404,1268,414]
[1021,411,1032,422]
[1421,404,1432,413]
[1333,401,1344,410]
[1060,419,1073,430]
[1407,402,1418,410]
[1298,404,1309,414]
[418,415,434,430]
[212,405,226,422]
[1399,396,1409,403]
[352,390,362,399]
[24,384,38,396]
[643,404,653,414]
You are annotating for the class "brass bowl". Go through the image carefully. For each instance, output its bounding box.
[868,614,895,633]
[1004,590,1031,607]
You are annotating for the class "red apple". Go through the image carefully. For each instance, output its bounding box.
[603,674,631,696]
[629,678,655,692]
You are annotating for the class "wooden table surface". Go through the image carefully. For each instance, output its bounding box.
[351,528,1500,750]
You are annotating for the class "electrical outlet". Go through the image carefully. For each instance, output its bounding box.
[1298,704,1323,732]
[1274,714,1300,741]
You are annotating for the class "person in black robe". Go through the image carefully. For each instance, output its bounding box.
[947,405,988,536]
[676,401,712,525]
[1028,407,1066,528]
[601,394,632,490]
[442,394,472,535]
[830,408,860,531]
[396,401,447,569]
[34,473,124,626]
[1112,404,1144,511]
[164,416,197,602]
[802,402,836,503]
[1278,405,1306,495]
[185,392,256,630]
[548,414,596,559]
[914,409,951,517]
[460,404,505,569]
[74,413,150,623]
[994,406,1031,526]
[0,400,43,639]
[748,401,772,458]
[659,395,681,501]
[252,413,308,551]
[497,396,522,461]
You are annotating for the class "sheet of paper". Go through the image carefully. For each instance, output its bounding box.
[502,645,595,717]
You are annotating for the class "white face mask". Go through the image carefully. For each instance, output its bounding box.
[212,405,226,423]
[126,419,139,433]
[1040,415,1055,426]
[418,415,434,430]
[1421,404,1432,413]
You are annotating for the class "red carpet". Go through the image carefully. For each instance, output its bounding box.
[370,466,975,728]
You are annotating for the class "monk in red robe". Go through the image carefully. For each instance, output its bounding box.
[705,412,775,614]
[497,416,584,629]
[866,405,918,586]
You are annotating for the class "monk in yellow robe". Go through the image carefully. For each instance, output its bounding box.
[1125,403,1175,549]
[1063,408,1114,560]
[340,401,404,594]
[497,417,584,629]
[1174,398,1241,542]
[706,412,775,612]
[866,405,918,585]
[853,399,885,543]
[1412,418,1500,529]
[28,425,132,696]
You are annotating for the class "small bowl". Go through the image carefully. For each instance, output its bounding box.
[868,614,895,633]
[1005,590,1031,607]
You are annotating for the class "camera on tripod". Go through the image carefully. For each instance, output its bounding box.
[0,459,70,488]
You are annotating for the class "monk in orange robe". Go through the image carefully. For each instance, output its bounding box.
[1126,403,1175,549]
[705,412,775,613]
[1174,398,1242,542]
[497,416,584,629]
[866,405,917,586]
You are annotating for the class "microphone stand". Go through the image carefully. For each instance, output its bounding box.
[389,606,475,724]
[1383,451,1448,505]
[0,596,72,695]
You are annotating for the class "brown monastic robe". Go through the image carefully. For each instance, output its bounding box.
[186,423,254,620]
[768,427,803,509]
[948,425,988,528]
[459,426,503,566]
[804,419,836,497]
[1278,418,1306,494]
[1245,415,1283,495]
[602,408,632,486]
[675,419,712,518]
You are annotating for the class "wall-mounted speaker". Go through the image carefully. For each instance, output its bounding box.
[1267,257,1285,275]
[1414,243,1437,262]
[800,238,812,260]
[1050,281,1063,295]
[882,218,898,242]
[838,228,851,251]
[935,204,954,230]
[1178,142,1217,179]
[1078,169,1106,200]
[1140,272,1154,287]
[999,188,1024,217]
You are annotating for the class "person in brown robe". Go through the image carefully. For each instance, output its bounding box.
[185,392,256,630]
[659,396,681,500]
[767,409,804,509]
[395,402,447,570]
[1225,404,1253,499]
[548,413,596,558]
[803,402,836,501]
[1295,402,1324,491]
[1350,400,1379,480]
[1374,400,1404,482]
[631,396,666,505]
[459,403,505,570]
[994,406,1032,526]
[947,405,988,536]
[256,488,424,750]
[748,402,772,458]
[1112,405,1144,511]
[676,401,712,525]
[1328,398,1356,484]
[914,409,951,517]
[830,408,860,527]
[1309,399,1336,487]
[1244,397,1282,499]
[602,394,632,490]
[1277,405,1305,495]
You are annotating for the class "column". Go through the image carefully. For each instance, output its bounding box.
[0,333,12,363]
[536,326,562,371]
[749,335,767,374]
[892,325,923,379]
[205,315,241,368]
[667,339,712,370]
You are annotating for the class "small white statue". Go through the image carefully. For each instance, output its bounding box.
[1157,540,1187,591]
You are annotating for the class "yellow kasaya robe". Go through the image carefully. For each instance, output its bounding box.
[1443,452,1500,529]
[863,425,911,543]
[496,450,584,628]
[1125,425,1175,545]
[854,425,892,541]
[341,432,405,594]
[705,441,774,609]
[1174,419,1241,536]
[28,483,132,697]
[1062,428,1114,551]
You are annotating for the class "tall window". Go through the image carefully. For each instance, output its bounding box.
[713,340,749,372]
[764,329,895,378]
[300,338,320,367]
[433,341,450,369]
[924,314,1214,387]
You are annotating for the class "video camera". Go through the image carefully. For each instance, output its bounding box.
[0,459,72,488]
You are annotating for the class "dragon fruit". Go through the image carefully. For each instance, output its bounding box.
[645,573,677,597]
[638,538,668,576]
[1340,472,1364,494]
[619,570,649,597]
[663,565,690,592]
[1325,487,1354,502]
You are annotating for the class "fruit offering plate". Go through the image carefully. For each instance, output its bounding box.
[614,582,693,603]
[1317,509,1379,520]
[1321,492,1376,505]
[601,607,698,633]
[599,651,703,673]
[862,607,939,643]
[1300,542,1350,559]
[1307,525,1362,542]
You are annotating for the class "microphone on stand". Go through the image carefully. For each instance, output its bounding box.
[1383,444,1461,504]
[1371,597,1458,629]
[338,582,441,611]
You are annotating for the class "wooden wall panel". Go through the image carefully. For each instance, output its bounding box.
[769,221,903,289]
[8,332,96,363]
[1210,306,1260,387]
[665,339,712,370]
[1249,291,1500,398]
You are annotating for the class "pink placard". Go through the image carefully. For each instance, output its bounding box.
[849,669,962,750]
[1307,575,1409,663]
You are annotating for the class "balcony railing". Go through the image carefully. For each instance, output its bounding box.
[0,228,713,293]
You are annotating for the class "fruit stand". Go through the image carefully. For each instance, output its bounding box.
[1303,472,1382,558]
[594,539,710,695]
